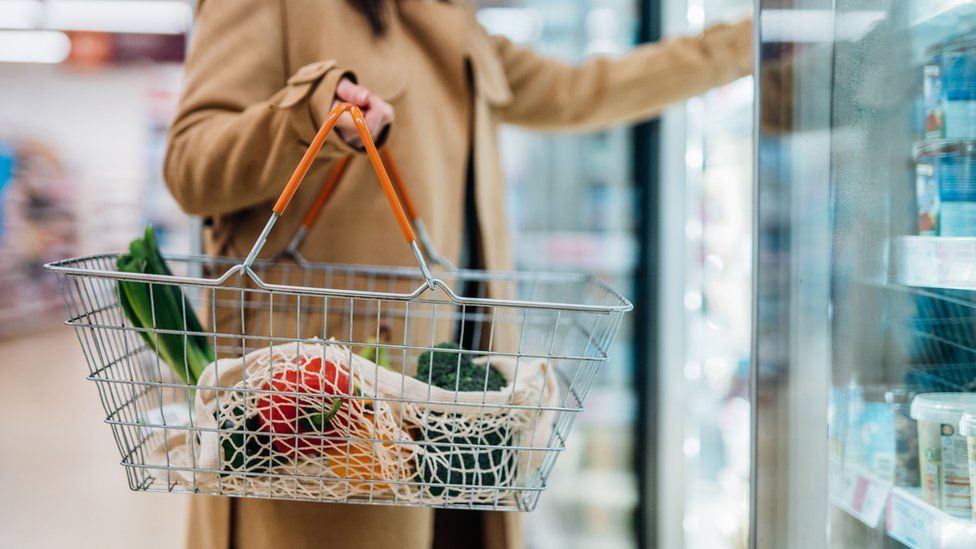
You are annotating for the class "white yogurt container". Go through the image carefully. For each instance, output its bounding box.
[959,410,976,520]
[910,393,976,518]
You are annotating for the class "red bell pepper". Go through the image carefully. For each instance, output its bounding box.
[257,356,357,455]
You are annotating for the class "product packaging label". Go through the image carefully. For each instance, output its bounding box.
[942,49,976,102]
[916,162,939,235]
[940,202,976,236]
[924,64,944,139]
[938,155,976,202]
[940,423,972,518]
[943,101,975,139]
[969,436,976,521]
[919,420,941,506]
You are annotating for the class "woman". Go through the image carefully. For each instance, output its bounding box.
[164,1,751,548]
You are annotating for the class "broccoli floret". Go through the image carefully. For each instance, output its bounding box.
[415,342,506,392]
[414,342,514,495]
[419,419,514,497]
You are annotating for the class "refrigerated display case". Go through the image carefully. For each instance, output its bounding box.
[754,1,976,548]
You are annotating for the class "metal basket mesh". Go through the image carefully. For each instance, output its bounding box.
[51,253,629,511]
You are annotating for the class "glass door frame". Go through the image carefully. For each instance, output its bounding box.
[751,3,837,548]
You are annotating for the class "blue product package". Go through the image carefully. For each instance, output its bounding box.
[0,143,15,239]
[849,385,896,479]
[939,152,976,201]
[861,401,896,478]
[915,140,976,236]
[942,39,976,139]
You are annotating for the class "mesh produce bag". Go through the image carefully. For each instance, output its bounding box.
[365,353,561,505]
[156,342,417,500]
[151,341,559,503]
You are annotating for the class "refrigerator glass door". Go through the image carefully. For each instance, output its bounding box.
[755,2,976,548]
[658,1,754,545]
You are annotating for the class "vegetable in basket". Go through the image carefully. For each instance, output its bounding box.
[257,355,350,455]
[218,407,286,474]
[116,227,213,385]
[414,342,513,497]
[416,342,505,392]
[251,351,404,491]
[358,323,392,369]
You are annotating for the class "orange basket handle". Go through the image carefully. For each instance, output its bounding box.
[286,147,455,269]
[301,155,351,231]
[241,102,432,284]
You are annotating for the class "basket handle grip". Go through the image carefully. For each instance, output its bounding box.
[241,102,432,284]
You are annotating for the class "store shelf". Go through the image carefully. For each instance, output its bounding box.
[909,0,976,61]
[911,0,976,31]
[887,487,976,549]
[829,462,893,528]
[891,236,976,291]
[830,463,976,548]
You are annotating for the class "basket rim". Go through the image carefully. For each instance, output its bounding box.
[44,251,634,313]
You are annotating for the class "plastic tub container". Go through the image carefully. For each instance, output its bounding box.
[913,140,976,236]
[911,393,976,517]
[959,410,976,520]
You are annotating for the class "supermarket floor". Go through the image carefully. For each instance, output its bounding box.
[0,328,188,549]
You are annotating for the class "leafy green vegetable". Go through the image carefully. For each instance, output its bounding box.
[116,227,213,385]
[419,420,514,497]
[358,324,392,369]
[414,342,512,495]
[415,342,505,392]
[218,407,286,474]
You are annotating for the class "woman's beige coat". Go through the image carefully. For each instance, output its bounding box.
[164,1,751,547]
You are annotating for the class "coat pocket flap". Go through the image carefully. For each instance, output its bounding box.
[274,60,341,109]
[287,60,338,85]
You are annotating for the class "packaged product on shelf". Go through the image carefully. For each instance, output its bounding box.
[941,38,976,140]
[887,388,920,487]
[913,140,976,236]
[845,384,896,479]
[910,392,976,518]
[829,385,849,463]
[959,410,976,520]
[915,160,939,235]
[924,43,944,140]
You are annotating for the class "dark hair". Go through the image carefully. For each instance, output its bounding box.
[349,0,387,35]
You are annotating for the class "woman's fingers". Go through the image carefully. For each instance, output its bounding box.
[363,95,394,137]
[333,77,393,148]
[335,78,370,106]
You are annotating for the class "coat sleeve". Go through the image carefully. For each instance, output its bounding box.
[164,0,361,217]
[493,18,753,131]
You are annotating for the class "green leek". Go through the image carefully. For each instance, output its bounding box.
[116,227,213,385]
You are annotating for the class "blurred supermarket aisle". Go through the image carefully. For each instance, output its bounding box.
[0,328,187,549]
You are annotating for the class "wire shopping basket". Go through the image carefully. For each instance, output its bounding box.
[45,103,632,512]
